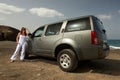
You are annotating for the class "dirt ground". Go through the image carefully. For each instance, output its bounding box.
[0,41,120,80]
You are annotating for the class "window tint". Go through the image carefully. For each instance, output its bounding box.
[93,18,105,33]
[65,18,91,32]
[45,23,62,36]
[34,27,44,37]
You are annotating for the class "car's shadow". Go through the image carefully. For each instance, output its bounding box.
[26,55,57,65]
[76,59,120,76]
[26,55,120,76]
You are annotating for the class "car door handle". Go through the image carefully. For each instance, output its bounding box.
[39,37,42,41]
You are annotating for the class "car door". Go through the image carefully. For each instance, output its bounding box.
[38,22,63,56]
[31,26,45,54]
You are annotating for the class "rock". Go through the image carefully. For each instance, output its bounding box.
[0,25,20,41]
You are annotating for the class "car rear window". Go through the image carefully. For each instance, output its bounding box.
[93,17,105,33]
[65,17,91,32]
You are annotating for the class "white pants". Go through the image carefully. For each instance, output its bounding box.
[11,43,25,61]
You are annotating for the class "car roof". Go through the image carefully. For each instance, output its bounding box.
[38,15,96,28]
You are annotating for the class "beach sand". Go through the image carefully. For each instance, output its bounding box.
[0,41,120,80]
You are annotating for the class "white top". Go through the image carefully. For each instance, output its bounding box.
[18,35,26,44]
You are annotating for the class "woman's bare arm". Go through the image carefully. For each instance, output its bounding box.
[16,32,20,43]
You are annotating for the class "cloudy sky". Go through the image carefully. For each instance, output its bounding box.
[0,0,120,39]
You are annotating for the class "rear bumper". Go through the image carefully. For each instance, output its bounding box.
[98,44,110,58]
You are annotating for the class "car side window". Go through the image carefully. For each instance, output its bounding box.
[34,27,44,37]
[65,18,91,32]
[45,23,62,36]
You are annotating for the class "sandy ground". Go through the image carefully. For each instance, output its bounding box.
[0,41,120,80]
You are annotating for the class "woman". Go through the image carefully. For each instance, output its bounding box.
[10,27,27,62]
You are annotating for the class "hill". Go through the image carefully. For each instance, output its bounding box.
[0,25,20,41]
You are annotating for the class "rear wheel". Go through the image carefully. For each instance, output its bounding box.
[57,49,78,72]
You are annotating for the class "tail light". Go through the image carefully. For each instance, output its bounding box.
[91,31,98,45]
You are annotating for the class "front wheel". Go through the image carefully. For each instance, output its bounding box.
[24,42,30,59]
[24,51,30,59]
[57,49,78,72]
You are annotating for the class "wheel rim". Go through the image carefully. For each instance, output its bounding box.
[60,54,71,69]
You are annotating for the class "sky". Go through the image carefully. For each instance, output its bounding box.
[0,0,120,39]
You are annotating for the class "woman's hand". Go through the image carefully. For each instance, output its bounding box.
[16,42,19,44]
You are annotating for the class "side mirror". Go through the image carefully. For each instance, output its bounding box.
[27,33,32,38]
[28,33,32,36]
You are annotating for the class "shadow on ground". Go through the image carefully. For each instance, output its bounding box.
[74,59,120,76]
[26,55,120,76]
[89,59,120,76]
[26,55,57,65]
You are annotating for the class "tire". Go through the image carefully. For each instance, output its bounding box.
[24,42,30,59]
[24,51,30,59]
[57,49,78,72]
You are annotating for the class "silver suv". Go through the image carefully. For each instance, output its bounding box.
[25,15,109,72]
